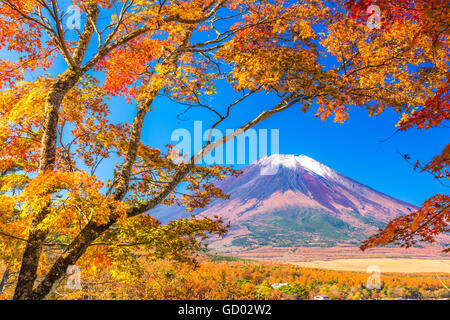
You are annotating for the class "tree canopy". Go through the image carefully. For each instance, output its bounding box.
[0,0,447,299]
[345,0,449,253]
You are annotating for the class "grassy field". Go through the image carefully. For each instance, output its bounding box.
[291,258,450,274]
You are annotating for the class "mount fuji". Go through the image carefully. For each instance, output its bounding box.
[153,154,419,249]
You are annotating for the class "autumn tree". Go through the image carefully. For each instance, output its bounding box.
[0,0,447,300]
[343,0,449,252]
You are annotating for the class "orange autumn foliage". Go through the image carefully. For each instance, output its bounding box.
[2,258,448,300]
[344,0,449,252]
[0,0,448,299]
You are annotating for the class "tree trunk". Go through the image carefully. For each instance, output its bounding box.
[13,71,81,300]
[0,268,10,295]
[12,4,103,300]
[30,219,116,300]
[29,164,194,299]
[15,25,194,300]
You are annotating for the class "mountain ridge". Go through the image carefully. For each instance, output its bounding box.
[153,154,419,249]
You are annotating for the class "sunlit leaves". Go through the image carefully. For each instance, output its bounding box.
[343,0,449,251]
[362,195,450,252]
[1,0,448,295]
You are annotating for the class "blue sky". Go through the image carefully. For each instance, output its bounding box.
[122,85,448,207]
[3,2,448,207]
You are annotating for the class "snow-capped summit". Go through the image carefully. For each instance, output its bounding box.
[255,154,337,179]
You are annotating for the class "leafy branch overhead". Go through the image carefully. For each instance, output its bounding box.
[0,0,447,299]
